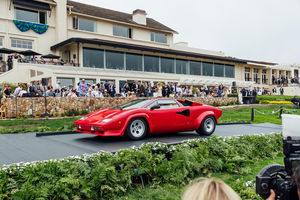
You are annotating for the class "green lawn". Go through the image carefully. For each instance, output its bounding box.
[117,155,284,200]
[0,117,79,134]
[219,104,300,124]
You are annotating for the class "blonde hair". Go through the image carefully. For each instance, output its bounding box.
[182,178,241,200]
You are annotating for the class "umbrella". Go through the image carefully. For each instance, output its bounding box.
[0,48,18,54]
[41,54,60,59]
[19,50,41,56]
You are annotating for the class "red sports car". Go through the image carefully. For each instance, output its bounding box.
[74,99,222,140]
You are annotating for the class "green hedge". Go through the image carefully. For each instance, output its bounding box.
[257,95,294,102]
[0,134,283,200]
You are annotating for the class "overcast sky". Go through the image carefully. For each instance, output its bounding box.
[73,0,300,64]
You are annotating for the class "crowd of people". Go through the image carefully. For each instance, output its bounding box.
[1,54,75,73]
[0,80,231,99]
[272,75,299,85]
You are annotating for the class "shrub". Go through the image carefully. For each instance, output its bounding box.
[228,93,238,98]
[0,134,282,200]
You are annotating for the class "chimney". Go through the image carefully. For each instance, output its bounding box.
[132,9,147,25]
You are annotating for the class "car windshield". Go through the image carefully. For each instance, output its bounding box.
[110,99,152,110]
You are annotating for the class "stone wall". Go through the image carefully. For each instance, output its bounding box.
[1,97,237,118]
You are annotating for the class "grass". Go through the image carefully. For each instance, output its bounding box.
[219,104,300,124]
[117,155,284,200]
[0,117,79,134]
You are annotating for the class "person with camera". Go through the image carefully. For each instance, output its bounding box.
[266,165,300,200]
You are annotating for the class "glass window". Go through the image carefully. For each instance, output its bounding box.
[79,79,96,85]
[111,99,152,110]
[0,38,2,46]
[151,32,167,43]
[106,50,124,70]
[78,18,96,32]
[190,61,201,75]
[144,55,159,72]
[202,62,213,76]
[113,25,131,38]
[161,57,174,73]
[39,12,46,25]
[126,53,142,71]
[176,59,188,74]
[11,39,32,49]
[83,48,104,68]
[225,65,235,78]
[15,7,38,23]
[57,78,74,88]
[157,99,179,109]
[214,63,224,77]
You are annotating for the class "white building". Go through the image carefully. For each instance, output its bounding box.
[0,0,299,94]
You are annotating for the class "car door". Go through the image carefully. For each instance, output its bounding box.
[147,99,192,133]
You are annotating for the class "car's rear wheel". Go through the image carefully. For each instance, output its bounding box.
[126,118,148,140]
[196,116,216,136]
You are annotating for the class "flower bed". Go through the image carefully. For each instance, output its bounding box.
[259,100,293,104]
[0,134,282,199]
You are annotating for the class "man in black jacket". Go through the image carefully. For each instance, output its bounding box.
[291,96,300,108]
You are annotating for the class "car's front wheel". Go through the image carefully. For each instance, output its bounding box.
[196,116,216,136]
[126,118,148,140]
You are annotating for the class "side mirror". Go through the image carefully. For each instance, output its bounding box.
[150,104,160,110]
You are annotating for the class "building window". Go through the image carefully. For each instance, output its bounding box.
[126,53,143,71]
[190,61,201,75]
[113,25,132,38]
[144,55,159,72]
[253,68,259,83]
[11,39,32,49]
[78,18,97,32]
[15,7,46,24]
[245,67,251,81]
[202,62,213,76]
[106,50,124,70]
[83,48,104,68]
[0,38,2,46]
[161,57,174,73]
[79,78,96,85]
[151,32,167,44]
[214,63,224,77]
[225,64,235,78]
[176,59,188,74]
[57,78,74,88]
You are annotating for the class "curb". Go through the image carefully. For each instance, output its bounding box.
[36,131,79,137]
[218,122,251,125]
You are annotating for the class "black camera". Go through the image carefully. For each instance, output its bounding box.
[256,137,300,200]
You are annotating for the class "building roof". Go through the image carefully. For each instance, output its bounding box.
[66,0,177,33]
[51,37,250,64]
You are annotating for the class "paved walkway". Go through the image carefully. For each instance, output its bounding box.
[0,123,282,166]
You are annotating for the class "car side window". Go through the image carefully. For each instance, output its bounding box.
[146,100,159,109]
[157,99,179,109]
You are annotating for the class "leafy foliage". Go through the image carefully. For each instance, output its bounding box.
[0,134,283,199]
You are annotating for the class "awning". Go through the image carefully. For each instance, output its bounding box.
[13,0,51,11]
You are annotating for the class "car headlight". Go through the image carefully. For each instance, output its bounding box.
[80,117,88,120]
[102,118,113,123]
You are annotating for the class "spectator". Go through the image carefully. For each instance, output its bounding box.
[7,56,13,71]
[182,178,241,200]
[4,85,12,98]
[55,81,62,91]
[33,81,43,97]
[280,87,284,95]
[14,83,22,97]
[94,88,103,98]
[78,79,87,92]
[18,88,28,97]
[291,96,300,107]
[61,88,68,97]
[54,89,61,97]
[109,81,116,97]
[67,89,77,98]
[79,87,87,97]
[46,87,55,97]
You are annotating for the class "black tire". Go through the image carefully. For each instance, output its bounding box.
[196,116,216,136]
[125,118,148,140]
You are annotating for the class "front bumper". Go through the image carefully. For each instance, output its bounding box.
[74,123,122,136]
